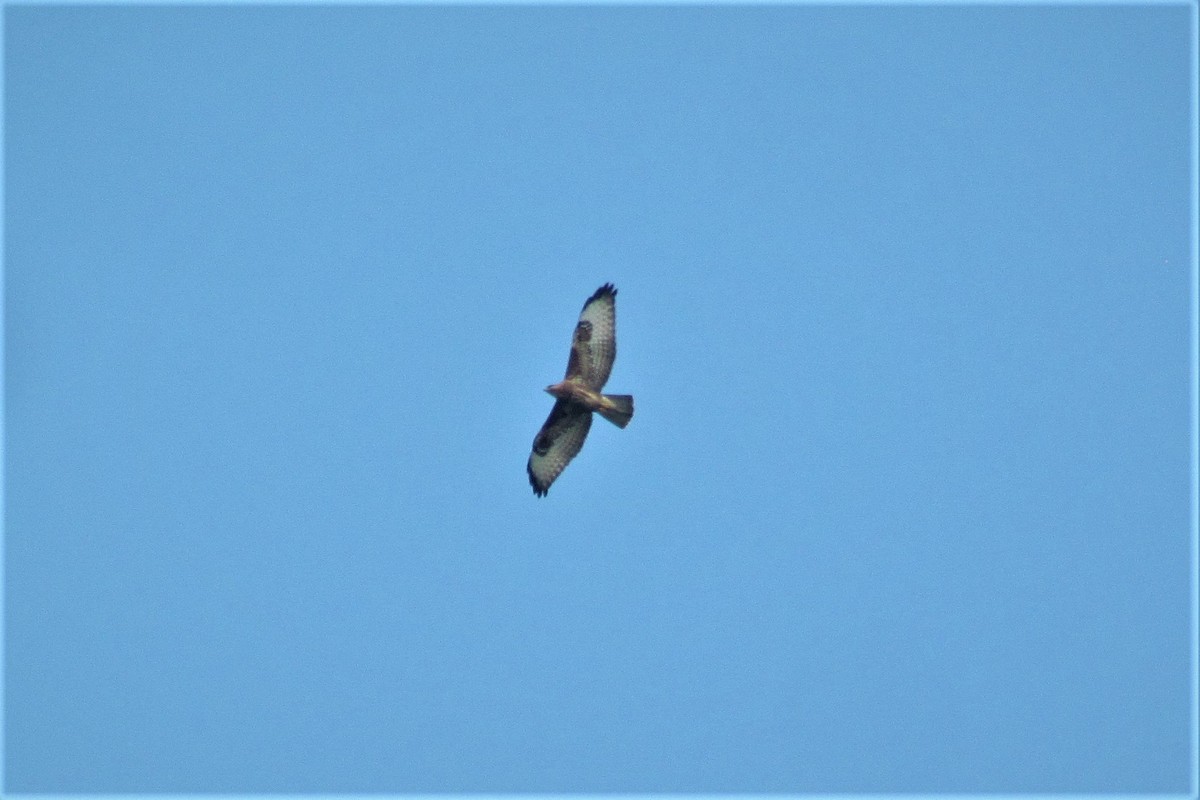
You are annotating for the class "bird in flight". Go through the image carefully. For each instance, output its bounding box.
[527,283,634,497]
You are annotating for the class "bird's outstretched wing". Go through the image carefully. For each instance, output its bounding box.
[527,400,593,497]
[564,283,617,390]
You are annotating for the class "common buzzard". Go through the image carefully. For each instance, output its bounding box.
[527,283,634,497]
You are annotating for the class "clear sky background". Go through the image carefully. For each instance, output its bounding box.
[3,4,1194,793]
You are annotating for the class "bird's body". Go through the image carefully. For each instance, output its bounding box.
[544,380,633,429]
[527,283,633,496]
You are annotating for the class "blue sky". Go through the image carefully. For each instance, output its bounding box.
[2,3,1195,793]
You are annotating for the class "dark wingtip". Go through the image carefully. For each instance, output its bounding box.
[583,283,616,308]
[527,461,549,497]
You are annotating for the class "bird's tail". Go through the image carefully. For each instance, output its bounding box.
[598,395,634,429]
